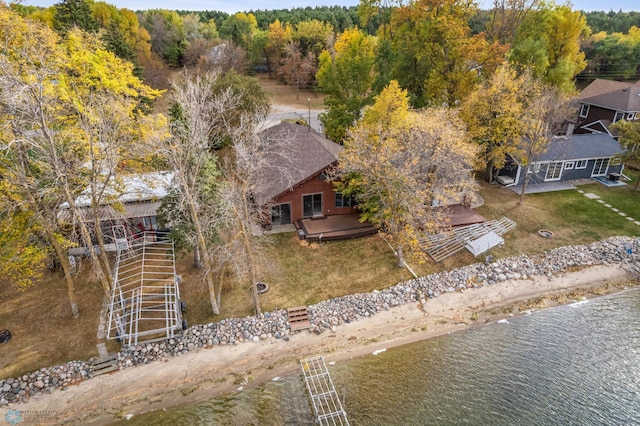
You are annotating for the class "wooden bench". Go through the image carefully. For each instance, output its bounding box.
[287,306,311,331]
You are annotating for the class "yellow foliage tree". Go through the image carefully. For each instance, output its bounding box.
[338,81,478,266]
[0,6,165,317]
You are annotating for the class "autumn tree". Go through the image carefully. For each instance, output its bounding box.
[91,2,153,75]
[278,41,317,99]
[460,62,527,182]
[384,0,503,108]
[293,19,333,59]
[265,19,292,77]
[488,0,540,45]
[139,9,186,67]
[219,12,258,52]
[212,121,300,315]
[337,81,478,266]
[317,27,378,142]
[582,28,640,80]
[183,38,217,67]
[516,74,575,204]
[510,4,589,93]
[0,182,48,290]
[610,119,640,191]
[0,8,164,316]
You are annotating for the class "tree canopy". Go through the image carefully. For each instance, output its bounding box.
[337,81,478,266]
[317,27,378,142]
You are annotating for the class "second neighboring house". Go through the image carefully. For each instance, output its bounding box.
[495,133,624,186]
[61,171,173,253]
[253,122,357,226]
[575,78,640,136]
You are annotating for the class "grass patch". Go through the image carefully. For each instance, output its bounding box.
[476,179,640,259]
[0,267,119,379]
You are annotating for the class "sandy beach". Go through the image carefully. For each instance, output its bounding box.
[14,264,637,425]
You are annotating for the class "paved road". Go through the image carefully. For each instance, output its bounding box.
[266,106,325,133]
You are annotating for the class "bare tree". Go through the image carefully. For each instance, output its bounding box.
[212,120,301,314]
[517,75,576,205]
[200,41,249,75]
[183,38,217,67]
[159,69,250,315]
[489,0,540,45]
[277,41,317,100]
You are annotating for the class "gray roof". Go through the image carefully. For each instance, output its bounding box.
[539,133,623,162]
[253,122,342,205]
[578,79,640,112]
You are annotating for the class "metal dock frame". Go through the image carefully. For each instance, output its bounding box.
[300,356,350,426]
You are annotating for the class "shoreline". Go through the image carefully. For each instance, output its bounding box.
[12,263,637,425]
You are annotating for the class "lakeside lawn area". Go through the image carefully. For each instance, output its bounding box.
[2,172,639,380]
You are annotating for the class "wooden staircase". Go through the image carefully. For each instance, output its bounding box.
[91,354,118,376]
[288,306,311,331]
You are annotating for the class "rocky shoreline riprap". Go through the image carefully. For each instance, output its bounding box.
[2,236,638,406]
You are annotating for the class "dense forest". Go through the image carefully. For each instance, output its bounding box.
[11,2,640,91]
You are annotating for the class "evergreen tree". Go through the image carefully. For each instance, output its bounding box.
[53,0,99,34]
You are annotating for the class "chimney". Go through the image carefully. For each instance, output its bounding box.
[566,123,575,136]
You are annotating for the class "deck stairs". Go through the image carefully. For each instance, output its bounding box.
[421,217,516,262]
[287,306,311,331]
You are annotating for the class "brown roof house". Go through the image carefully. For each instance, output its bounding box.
[254,122,374,240]
[575,79,640,136]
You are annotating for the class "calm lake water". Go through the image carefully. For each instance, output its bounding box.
[119,288,640,425]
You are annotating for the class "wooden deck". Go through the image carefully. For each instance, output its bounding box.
[296,214,376,241]
[445,204,487,228]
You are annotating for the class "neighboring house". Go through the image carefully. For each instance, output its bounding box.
[253,122,358,226]
[495,133,624,186]
[575,79,640,136]
[60,172,173,253]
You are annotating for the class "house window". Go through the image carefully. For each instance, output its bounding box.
[579,104,590,118]
[303,194,323,217]
[576,160,588,169]
[545,162,563,181]
[592,158,610,176]
[271,203,291,225]
[627,112,635,120]
[142,216,157,230]
[564,161,575,170]
[613,111,625,123]
[335,192,357,208]
[528,163,541,174]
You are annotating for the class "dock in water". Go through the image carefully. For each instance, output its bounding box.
[300,356,350,426]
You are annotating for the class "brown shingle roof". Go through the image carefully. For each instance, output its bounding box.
[578,78,640,112]
[253,122,342,205]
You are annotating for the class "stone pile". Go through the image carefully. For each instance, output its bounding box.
[2,236,638,406]
[0,361,91,405]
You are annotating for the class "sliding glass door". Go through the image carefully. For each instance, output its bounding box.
[303,194,323,217]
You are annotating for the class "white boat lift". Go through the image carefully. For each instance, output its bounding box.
[106,232,185,347]
[300,356,350,426]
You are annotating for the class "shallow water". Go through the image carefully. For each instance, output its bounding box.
[119,288,640,425]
